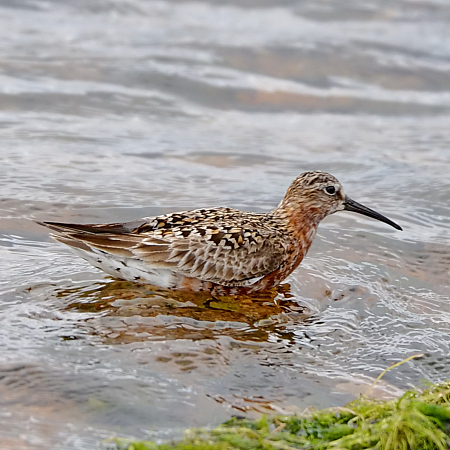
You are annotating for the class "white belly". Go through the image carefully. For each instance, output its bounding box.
[71,247,179,288]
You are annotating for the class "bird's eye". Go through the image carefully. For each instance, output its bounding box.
[325,186,336,195]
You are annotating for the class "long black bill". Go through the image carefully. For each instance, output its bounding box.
[343,196,402,231]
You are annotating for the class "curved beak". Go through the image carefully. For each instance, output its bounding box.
[343,196,402,231]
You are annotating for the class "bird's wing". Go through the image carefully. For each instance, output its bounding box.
[37,208,286,286]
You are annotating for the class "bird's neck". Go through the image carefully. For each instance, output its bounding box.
[272,197,325,230]
[270,201,321,253]
[265,202,319,281]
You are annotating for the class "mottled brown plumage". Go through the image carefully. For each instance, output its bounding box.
[36,171,402,294]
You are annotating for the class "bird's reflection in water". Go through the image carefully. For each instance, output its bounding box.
[57,280,313,343]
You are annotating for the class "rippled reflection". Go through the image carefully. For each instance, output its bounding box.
[58,280,310,343]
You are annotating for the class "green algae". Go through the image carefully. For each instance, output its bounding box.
[110,381,450,450]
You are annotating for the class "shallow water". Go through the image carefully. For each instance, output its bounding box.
[0,0,450,448]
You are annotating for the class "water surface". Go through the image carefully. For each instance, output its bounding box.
[0,0,450,449]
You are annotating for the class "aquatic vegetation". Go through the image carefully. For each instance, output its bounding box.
[111,381,450,450]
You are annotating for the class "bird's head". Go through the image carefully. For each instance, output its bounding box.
[278,171,402,230]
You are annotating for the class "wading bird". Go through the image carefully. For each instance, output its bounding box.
[37,171,402,295]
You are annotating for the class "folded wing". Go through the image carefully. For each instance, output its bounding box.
[37,208,285,287]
